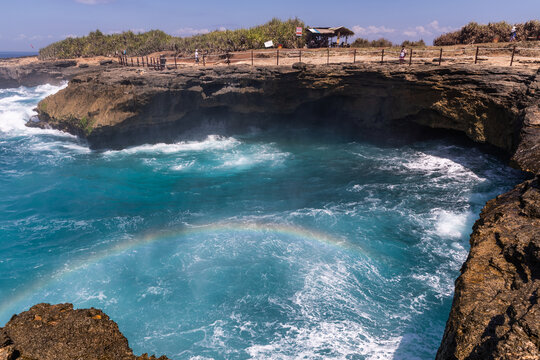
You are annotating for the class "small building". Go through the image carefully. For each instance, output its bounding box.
[306,26,355,48]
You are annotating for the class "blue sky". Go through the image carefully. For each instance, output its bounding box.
[1,0,538,51]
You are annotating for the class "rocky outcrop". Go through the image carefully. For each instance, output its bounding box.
[0,60,112,89]
[32,64,540,173]
[436,176,540,360]
[0,303,168,360]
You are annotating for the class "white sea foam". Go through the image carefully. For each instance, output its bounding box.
[430,209,474,239]
[245,260,400,359]
[103,135,240,156]
[403,152,484,183]
[0,83,68,136]
[218,144,289,169]
[170,160,196,171]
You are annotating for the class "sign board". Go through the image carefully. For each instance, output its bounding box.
[296,27,303,37]
[264,40,274,48]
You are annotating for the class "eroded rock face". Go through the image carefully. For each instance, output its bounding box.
[0,61,105,89]
[32,65,540,174]
[436,177,540,360]
[0,303,168,360]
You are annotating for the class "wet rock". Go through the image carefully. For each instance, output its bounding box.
[292,61,311,71]
[32,64,540,174]
[0,61,96,88]
[100,59,113,66]
[436,176,540,360]
[0,303,169,360]
[53,60,77,68]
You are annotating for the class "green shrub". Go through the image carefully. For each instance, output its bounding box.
[39,18,306,59]
[351,37,394,48]
[401,39,426,47]
[434,20,538,45]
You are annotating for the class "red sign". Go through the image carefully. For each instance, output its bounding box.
[296,27,303,37]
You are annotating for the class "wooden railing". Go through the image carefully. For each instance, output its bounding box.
[117,46,540,70]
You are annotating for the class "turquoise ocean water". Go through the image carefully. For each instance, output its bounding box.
[0,84,524,359]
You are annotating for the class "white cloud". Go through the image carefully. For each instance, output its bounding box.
[429,20,456,33]
[75,0,114,4]
[403,31,418,37]
[402,21,457,39]
[174,27,211,36]
[352,25,396,36]
[403,25,432,38]
[15,34,49,41]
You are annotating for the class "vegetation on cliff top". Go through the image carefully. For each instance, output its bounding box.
[39,18,306,59]
[434,20,540,45]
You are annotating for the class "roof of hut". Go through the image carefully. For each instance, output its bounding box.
[307,26,355,36]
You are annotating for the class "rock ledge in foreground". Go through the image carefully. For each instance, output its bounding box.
[0,303,169,360]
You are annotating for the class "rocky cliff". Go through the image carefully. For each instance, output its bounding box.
[436,176,540,360]
[32,63,540,173]
[0,60,113,89]
[17,63,540,359]
[0,303,168,360]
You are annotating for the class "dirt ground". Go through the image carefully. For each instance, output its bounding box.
[2,43,539,69]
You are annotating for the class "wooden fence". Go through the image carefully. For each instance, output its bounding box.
[118,46,540,70]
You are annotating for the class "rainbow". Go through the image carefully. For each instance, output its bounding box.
[0,222,364,320]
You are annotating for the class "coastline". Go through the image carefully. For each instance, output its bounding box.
[0,59,538,359]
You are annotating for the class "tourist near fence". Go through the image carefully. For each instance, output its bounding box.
[118,45,540,69]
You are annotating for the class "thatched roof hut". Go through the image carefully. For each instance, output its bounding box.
[306,26,355,48]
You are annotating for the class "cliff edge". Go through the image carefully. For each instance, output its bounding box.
[0,303,168,360]
[32,64,540,173]
[436,176,540,359]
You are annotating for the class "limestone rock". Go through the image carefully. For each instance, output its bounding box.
[0,61,100,88]
[436,177,540,360]
[0,303,169,360]
[31,65,540,174]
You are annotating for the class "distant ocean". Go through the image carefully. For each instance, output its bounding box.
[0,51,38,59]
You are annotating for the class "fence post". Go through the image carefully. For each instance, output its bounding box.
[226,52,230,66]
[299,49,302,63]
[276,49,279,66]
[474,46,479,64]
[174,55,177,69]
[353,49,356,64]
[131,58,133,67]
[137,58,139,67]
[381,49,385,64]
[327,48,330,65]
[439,48,443,65]
[203,54,206,66]
[146,56,149,68]
[510,46,516,66]
[251,50,254,66]
[408,48,413,66]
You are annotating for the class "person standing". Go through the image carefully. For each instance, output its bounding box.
[510,26,517,42]
[399,46,407,64]
[195,49,199,64]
